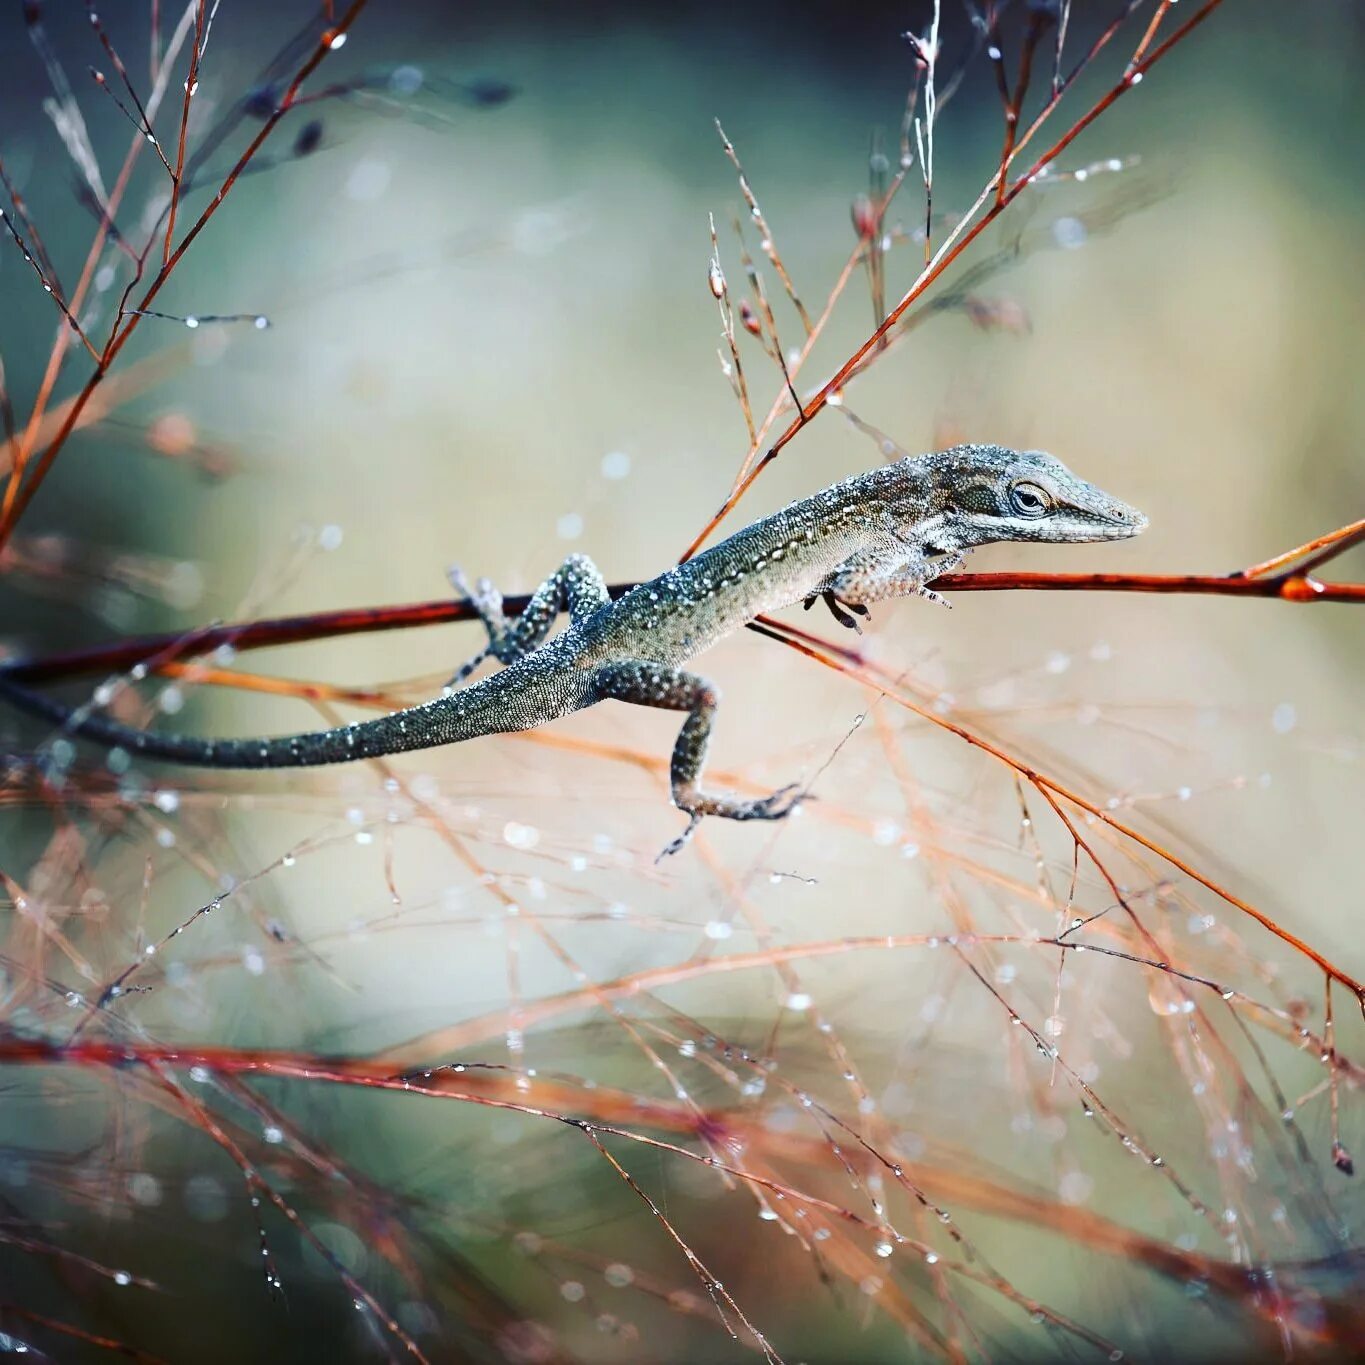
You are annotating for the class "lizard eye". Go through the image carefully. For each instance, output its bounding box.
[1009,482,1050,518]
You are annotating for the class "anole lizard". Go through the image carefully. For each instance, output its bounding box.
[1,444,1146,853]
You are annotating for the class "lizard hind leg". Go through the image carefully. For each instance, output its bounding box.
[590,660,805,859]
[446,554,611,687]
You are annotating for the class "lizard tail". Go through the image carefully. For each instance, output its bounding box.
[0,657,582,770]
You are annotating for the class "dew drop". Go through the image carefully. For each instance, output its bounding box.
[1053,216,1087,250]
[502,821,539,850]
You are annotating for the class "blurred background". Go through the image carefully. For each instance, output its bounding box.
[1,2,1362,1360]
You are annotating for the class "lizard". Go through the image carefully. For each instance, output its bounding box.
[0,444,1146,854]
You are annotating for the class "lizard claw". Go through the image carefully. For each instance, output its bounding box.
[473,576,503,613]
[656,811,703,863]
[753,782,808,819]
[446,564,492,686]
[447,563,473,599]
[804,590,870,633]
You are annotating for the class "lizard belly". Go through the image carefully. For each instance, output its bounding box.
[601,569,822,667]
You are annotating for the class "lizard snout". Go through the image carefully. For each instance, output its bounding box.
[1110,501,1148,535]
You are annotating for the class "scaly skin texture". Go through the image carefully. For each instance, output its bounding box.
[1,444,1146,853]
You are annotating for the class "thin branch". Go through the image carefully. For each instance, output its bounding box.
[708,214,756,447]
[85,2,175,175]
[0,2,199,525]
[715,120,812,335]
[994,9,1048,210]
[161,0,206,267]
[4,544,1361,687]
[0,185,101,364]
[906,0,941,262]
[0,1,371,552]
[1239,518,1365,581]
[731,215,800,413]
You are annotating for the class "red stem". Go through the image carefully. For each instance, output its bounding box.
[1,563,1357,686]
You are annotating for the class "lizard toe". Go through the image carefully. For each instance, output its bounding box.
[755,782,806,820]
[655,811,703,863]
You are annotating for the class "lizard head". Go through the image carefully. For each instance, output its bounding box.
[913,444,1147,547]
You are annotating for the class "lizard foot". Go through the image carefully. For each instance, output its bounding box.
[655,811,704,863]
[740,782,808,821]
[803,590,870,634]
[658,784,809,860]
[447,562,473,598]
[449,563,506,619]
[445,562,495,687]
[916,584,952,609]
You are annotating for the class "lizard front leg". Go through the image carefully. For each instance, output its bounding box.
[824,544,970,614]
[802,589,870,633]
[447,553,611,686]
[590,661,805,858]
